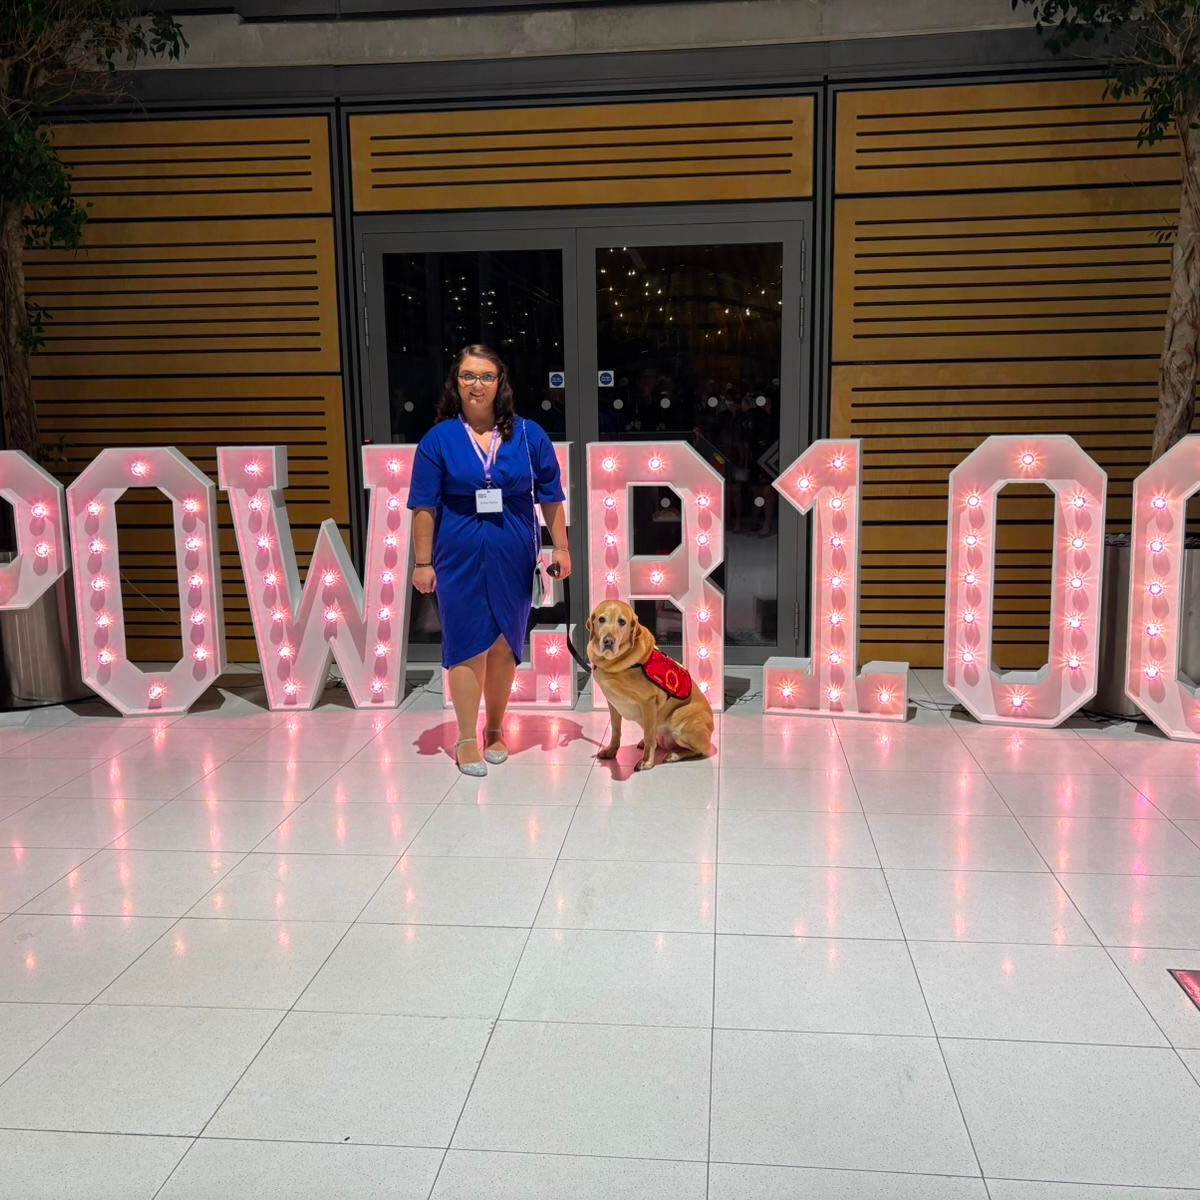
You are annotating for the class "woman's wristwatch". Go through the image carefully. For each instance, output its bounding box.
[414,561,432,568]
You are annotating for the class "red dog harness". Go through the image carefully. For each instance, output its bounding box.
[638,648,693,700]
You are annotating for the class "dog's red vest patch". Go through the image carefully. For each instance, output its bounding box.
[640,648,693,700]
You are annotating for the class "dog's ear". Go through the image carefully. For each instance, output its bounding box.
[585,614,594,636]
[628,610,639,633]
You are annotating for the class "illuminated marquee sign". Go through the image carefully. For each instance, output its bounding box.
[3,435,1197,737]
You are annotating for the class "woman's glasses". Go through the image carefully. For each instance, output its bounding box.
[458,372,500,386]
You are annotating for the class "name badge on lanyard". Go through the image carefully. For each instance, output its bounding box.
[463,418,504,514]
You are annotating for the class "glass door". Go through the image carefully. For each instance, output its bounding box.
[360,229,579,657]
[577,221,807,662]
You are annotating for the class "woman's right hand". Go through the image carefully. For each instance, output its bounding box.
[413,565,437,594]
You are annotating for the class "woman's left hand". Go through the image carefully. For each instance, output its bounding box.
[551,547,571,580]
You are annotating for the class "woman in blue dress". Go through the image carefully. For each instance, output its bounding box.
[409,345,569,775]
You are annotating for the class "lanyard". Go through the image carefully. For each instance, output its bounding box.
[461,417,500,486]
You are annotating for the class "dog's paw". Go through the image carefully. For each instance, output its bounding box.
[665,751,682,763]
[596,744,618,760]
[635,758,654,772]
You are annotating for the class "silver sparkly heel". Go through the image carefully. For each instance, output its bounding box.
[483,728,508,765]
[455,737,487,778]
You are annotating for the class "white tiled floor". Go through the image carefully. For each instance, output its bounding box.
[1,669,1199,1199]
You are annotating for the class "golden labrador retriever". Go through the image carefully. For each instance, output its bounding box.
[587,599,714,770]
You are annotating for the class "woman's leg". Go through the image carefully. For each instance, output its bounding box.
[448,650,487,764]
[483,635,517,753]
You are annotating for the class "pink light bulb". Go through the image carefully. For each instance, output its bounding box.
[1011,693,1025,709]
[601,456,617,472]
[130,460,148,478]
[696,494,711,508]
[98,649,115,666]
[271,608,286,623]
[248,497,264,512]
[283,681,299,697]
[33,542,51,558]
[605,570,617,585]
[877,689,894,705]
[780,683,794,699]
[698,646,710,659]
[830,535,844,549]
[1019,451,1036,468]
[256,536,271,551]
[647,455,664,472]
[831,453,847,470]
[830,574,844,589]
[147,683,165,701]
[323,607,338,623]
[1067,615,1083,630]
[546,642,561,656]
[964,571,977,585]
[1068,576,1084,590]
[828,687,842,703]
[187,574,203,589]
[604,534,617,547]
[1067,654,1081,670]
[190,611,206,626]
[830,651,842,665]
[378,607,391,621]
[96,613,112,629]
[698,680,710,694]
[1145,663,1161,679]
[964,533,979,547]
[697,533,710,547]
[510,678,520,694]
[183,498,200,514]
[384,534,398,548]
[966,493,982,509]
[86,501,102,517]
[548,679,560,692]
[797,475,812,492]
[1148,581,1165,597]
[962,649,976,664]
[374,642,388,658]
[90,577,107,592]
[245,460,263,477]
[386,458,402,475]
[650,569,665,586]
[830,496,844,511]
[962,610,976,624]
[185,536,202,552]
[381,570,394,584]
[264,571,278,587]
[603,495,616,509]
[1071,536,1086,550]
[322,571,337,587]
[278,644,294,659]
[30,502,48,519]
[829,611,843,626]
[1152,495,1168,510]
[193,646,209,662]
[386,497,401,511]
[697,608,711,622]
[1150,538,1165,554]
[1071,494,1086,510]
[1146,623,1162,637]
[370,678,385,694]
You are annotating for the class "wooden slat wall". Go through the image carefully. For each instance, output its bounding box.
[350,97,814,212]
[28,116,345,663]
[831,79,1185,668]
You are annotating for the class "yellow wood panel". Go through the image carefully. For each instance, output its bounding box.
[27,218,341,376]
[832,361,1200,668]
[34,376,349,663]
[833,186,1178,363]
[351,97,813,211]
[51,116,332,218]
[836,80,1177,194]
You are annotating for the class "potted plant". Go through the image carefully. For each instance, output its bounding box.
[1014,2,1199,714]
[0,1,185,706]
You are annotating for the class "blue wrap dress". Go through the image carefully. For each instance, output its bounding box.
[408,414,565,669]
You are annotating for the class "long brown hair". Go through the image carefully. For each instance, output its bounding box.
[437,344,516,441]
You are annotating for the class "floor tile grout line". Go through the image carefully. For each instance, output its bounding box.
[421,717,605,1200]
[856,766,995,1200]
[148,752,455,1200]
